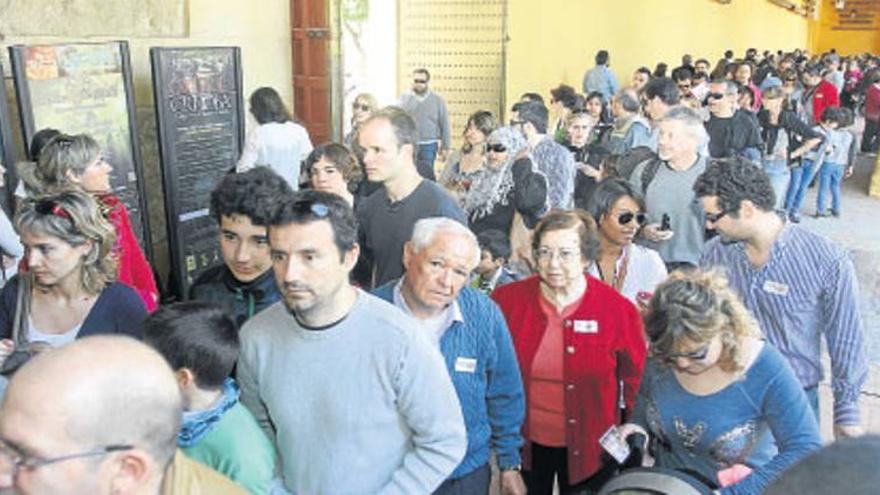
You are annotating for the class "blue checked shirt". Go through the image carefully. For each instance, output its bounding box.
[701,223,867,425]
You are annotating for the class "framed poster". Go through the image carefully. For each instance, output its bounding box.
[0,62,17,213]
[8,41,152,260]
[150,46,244,299]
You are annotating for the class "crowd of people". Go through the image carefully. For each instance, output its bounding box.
[0,47,875,495]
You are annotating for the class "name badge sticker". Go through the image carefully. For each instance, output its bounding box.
[762,280,789,296]
[574,320,599,334]
[454,357,477,373]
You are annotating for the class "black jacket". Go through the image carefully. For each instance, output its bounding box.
[189,264,280,328]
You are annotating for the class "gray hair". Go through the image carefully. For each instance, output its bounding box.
[710,79,739,96]
[615,88,641,113]
[410,217,480,268]
[658,106,709,151]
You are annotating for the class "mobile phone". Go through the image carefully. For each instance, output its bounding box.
[659,214,671,231]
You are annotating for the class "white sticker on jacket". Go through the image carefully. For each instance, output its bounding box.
[762,280,789,296]
[573,320,599,334]
[454,357,477,373]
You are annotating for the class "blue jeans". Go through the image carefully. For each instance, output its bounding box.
[416,142,439,181]
[433,464,490,495]
[785,159,817,215]
[816,162,845,214]
[763,158,790,211]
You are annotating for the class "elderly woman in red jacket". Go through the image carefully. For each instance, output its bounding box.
[492,209,646,495]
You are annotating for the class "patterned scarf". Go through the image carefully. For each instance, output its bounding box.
[466,126,529,221]
[178,378,240,447]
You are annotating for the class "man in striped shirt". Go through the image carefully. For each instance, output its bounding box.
[694,157,867,439]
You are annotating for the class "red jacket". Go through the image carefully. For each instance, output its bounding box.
[100,195,159,312]
[808,80,840,124]
[492,274,646,484]
[865,84,880,122]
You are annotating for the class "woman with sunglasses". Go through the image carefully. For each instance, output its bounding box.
[586,178,666,307]
[33,134,158,312]
[467,126,547,236]
[619,270,821,495]
[0,191,147,377]
[438,110,497,208]
[492,210,646,495]
[344,92,378,149]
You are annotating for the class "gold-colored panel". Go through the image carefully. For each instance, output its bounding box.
[398,0,506,138]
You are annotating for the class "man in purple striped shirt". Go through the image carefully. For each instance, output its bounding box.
[694,157,867,440]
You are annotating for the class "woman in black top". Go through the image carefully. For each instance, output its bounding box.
[757,86,823,210]
[467,126,548,236]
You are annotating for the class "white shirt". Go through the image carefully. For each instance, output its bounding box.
[392,279,464,346]
[588,243,668,304]
[28,316,82,348]
[236,121,313,189]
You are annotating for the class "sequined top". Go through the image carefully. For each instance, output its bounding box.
[631,344,822,495]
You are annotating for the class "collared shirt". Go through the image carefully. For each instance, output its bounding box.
[393,278,465,346]
[701,223,867,425]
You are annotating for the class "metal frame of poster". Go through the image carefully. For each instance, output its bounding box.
[0,62,18,213]
[150,46,244,300]
[8,41,153,262]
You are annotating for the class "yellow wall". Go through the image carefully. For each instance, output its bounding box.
[505,0,809,112]
[808,0,880,55]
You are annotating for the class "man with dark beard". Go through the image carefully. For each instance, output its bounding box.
[695,158,867,441]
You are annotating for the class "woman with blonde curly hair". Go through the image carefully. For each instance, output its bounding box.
[620,269,821,494]
[0,191,147,377]
[32,133,158,311]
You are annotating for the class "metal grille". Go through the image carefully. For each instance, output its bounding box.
[398,0,506,140]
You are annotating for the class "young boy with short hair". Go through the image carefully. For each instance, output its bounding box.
[472,229,519,295]
[144,302,276,495]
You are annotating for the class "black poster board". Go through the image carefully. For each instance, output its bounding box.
[8,41,152,260]
[150,47,244,299]
[0,62,17,213]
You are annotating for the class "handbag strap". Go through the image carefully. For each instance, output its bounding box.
[11,274,32,348]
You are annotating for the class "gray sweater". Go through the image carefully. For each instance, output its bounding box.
[399,90,452,149]
[237,292,467,494]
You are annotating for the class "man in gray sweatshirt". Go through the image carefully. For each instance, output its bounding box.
[237,190,467,494]
[399,68,451,181]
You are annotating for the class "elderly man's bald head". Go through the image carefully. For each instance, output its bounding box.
[1,336,182,493]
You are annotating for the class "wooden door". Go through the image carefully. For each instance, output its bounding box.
[292,0,331,145]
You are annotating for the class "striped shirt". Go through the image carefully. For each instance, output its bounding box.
[701,223,867,425]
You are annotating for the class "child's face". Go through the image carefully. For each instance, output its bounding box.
[476,250,503,278]
[820,120,839,130]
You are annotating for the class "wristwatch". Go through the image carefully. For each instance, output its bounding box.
[501,464,522,472]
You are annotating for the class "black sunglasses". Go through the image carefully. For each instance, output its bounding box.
[486,143,507,153]
[291,199,330,218]
[352,103,370,112]
[617,212,647,226]
[413,79,428,84]
[707,92,727,100]
[705,209,730,223]
[34,199,72,220]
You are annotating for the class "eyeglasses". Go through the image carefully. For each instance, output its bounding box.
[486,143,507,153]
[291,198,330,218]
[0,438,133,479]
[352,103,370,112]
[664,343,711,363]
[34,199,71,220]
[509,120,525,127]
[617,211,647,226]
[413,79,428,84]
[707,92,727,100]
[705,209,731,223]
[535,247,580,264]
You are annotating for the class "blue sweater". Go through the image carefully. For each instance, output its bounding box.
[374,283,525,479]
[631,343,822,495]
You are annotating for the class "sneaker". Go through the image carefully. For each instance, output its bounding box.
[789,212,801,223]
[814,211,829,218]
[831,210,840,218]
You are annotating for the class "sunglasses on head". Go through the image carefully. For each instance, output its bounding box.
[486,143,507,153]
[291,199,330,218]
[352,103,370,112]
[617,211,647,226]
[34,199,71,220]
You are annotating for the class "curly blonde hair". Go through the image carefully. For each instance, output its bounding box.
[644,269,760,373]
[15,191,118,295]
